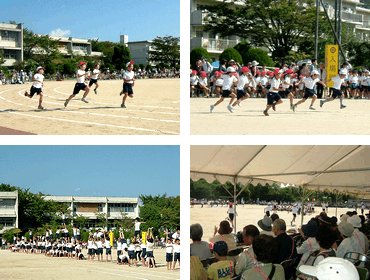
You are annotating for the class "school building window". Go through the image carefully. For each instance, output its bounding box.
[0,199,16,209]
[98,203,104,212]
[0,217,15,227]
[108,203,135,213]
[72,43,88,51]
[3,50,18,59]
[1,31,18,42]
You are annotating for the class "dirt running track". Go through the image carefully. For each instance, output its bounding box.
[191,97,370,135]
[0,79,179,135]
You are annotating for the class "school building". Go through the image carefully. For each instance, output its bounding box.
[191,0,370,62]
[44,195,139,229]
[120,35,153,66]
[0,23,23,67]
[0,191,19,234]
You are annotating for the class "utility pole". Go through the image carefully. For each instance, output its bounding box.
[338,0,342,66]
[315,0,319,60]
[334,0,338,44]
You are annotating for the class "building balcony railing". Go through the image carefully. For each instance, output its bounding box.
[342,11,363,23]
[191,36,241,52]
[356,21,370,30]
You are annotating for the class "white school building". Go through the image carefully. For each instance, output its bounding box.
[0,191,19,234]
[0,23,23,67]
[44,195,139,229]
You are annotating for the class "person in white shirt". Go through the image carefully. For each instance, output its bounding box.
[210,66,238,113]
[88,63,101,94]
[190,70,199,97]
[198,71,209,97]
[265,203,272,217]
[293,70,326,111]
[320,70,347,109]
[291,204,298,225]
[103,232,112,263]
[146,227,156,268]
[297,220,320,268]
[119,61,136,108]
[173,238,180,270]
[263,69,286,116]
[280,69,295,109]
[25,66,45,110]
[165,234,174,270]
[133,218,146,238]
[64,62,90,107]
[96,237,103,262]
[231,67,251,108]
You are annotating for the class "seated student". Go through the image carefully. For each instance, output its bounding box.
[190,223,212,260]
[207,241,234,280]
[190,256,208,280]
[241,234,285,280]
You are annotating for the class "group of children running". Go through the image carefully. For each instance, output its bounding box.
[190,59,370,116]
[24,61,137,110]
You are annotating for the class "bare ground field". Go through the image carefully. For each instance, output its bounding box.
[191,97,370,135]
[190,204,352,240]
[0,247,180,280]
[0,79,179,135]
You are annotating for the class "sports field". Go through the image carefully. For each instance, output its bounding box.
[0,79,179,135]
[0,247,180,280]
[191,204,351,240]
[190,98,370,135]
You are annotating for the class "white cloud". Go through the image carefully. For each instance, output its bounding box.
[50,28,71,37]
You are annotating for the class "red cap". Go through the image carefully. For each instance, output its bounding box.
[299,75,304,79]
[261,71,266,75]
[191,70,197,74]
[240,66,250,72]
[285,69,293,74]
[256,70,261,75]
[273,69,282,75]
[200,71,207,77]
[214,71,219,76]
[78,62,86,67]
[219,71,224,75]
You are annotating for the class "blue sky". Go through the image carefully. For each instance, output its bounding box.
[0,145,179,198]
[1,0,179,42]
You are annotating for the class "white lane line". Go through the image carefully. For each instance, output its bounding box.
[0,109,178,134]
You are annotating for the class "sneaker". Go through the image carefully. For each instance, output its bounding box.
[37,105,44,110]
[119,90,124,96]
[210,104,214,113]
[121,103,126,108]
[263,110,269,116]
[320,100,324,108]
[25,91,29,97]
[272,103,276,111]
[64,99,69,107]
[309,105,316,110]
[290,104,293,110]
[94,89,97,94]
[227,105,234,113]
[81,98,89,103]
[340,104,346,109]
[292,104,297,112]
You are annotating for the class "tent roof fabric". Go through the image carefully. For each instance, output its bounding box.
[190,145,370,198]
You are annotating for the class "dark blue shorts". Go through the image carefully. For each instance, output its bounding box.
[88,248,93,255]
[123,83,134,95]
[229,213,234,221]
[117,250,121,256]
[304,88,316,99]
[174,252,180,261]
[166,253,173,262]
[142,248,146,258]
[106,248,111,255]
[267,92,281,105]
[29,86,42,97]
[146,251,153,258]
[280,88,291,97]
[350,84,358,89]
[332,89,343,99]
[128,251,136,260]
[97,248,103,255]
[73,83,87,95]
[89,79,98,87]
[221,90,232,98]
[237,89,247,100]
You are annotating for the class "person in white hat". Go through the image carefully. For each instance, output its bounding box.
[336,220,360,258]
[347,215,369,254]
[119,61,136,108]
[24,66,46,110]
[320,70,347,109]
[298,257,359,280]
[292,70,327,111]
[64,62,90,107]
[210,66,238,113]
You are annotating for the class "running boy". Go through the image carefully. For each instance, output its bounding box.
[88,63,101,94]
[263,69,285,116]
[210,67,238,113]
[320,69,347,109]
[231,67,250,108]
[120,61,135,108]
[64,62,90,107]
[25,66,45,110]
[292,70,326,111]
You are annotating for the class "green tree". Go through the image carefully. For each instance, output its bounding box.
[201,0,321,60]
[95,212,108,229]
[346,41,370,68]
[190,47,210,68]
[149,36,180,68]
[219,48,243,65]
[45,62,56,75]
[112,44,131,71]
[139,63,146,71]
[63,62,74,75]
[73,214,89,229]
[242,48,274,67]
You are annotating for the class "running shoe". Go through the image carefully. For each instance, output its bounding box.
[340,105,346,109]
[309,105,316,110]
[227,105,234,113]
[320,100,324,108]
[94,89,97,94]
[121,103,126,108]
[263,110,269,116]
[64,100,69,107]
[37,105,44,110]
[292,104,297,112]
[25,91,29,97]
[81,98,89,103]
[119,90,124,96]
[210,104,214,113]
[272,103,276,111]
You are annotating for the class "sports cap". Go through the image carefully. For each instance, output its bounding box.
[126,61,134,67]
[191,70,197,75]
[339,69,347,75]
[36,66,44,72]
[311,70,320,75]
[240,66,250,72]
[78,62,86,67]
[285,69,293,74]
[200,71,207,77]
[226,67,236,73]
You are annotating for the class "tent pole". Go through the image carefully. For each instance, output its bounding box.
[301,185,306,228]
[234,178,237,234]
[335,190,338,218]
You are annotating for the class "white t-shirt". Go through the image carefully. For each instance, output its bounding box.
[117,242,122,251]
[123,71,134,84]
[292,206,298,214]
[303,77,320,89]
[282,76,291,89]
[199,77,207,86]
[236,75,249,90]
[91,69,100,80]
[260,76,268,86]
[331,76,345,90]
[270,78,281,93]
[215,78,223,86]
[221,74,238,90]
[76,70,85,83]
[265,205,272,212]
[135,222,141,231]
[147,241,154,252]
[96,241,103,249]
[166,243,173,254]
[173,244,180,253]
[350,75,358,84]
[128,244,135,251]
[32,74,44,88]
[105,239,111,249]
[190,75,198,86]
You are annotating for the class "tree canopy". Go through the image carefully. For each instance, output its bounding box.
[149,36,180,68]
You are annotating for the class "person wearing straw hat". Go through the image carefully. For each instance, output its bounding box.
[257,216,274,237]
[298,257,359,280]
[320,70,347,109]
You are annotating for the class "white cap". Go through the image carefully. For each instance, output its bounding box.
[311,70,320,75]
[347,215,362,228]
[36,66,44,72]
[339,69,348,75]
[226,66,236,73]
[299,257,359,280]
[252,60,259,66]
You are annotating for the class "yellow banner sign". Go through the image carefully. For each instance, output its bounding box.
[325,45,338,87]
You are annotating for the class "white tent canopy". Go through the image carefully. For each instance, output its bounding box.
[191,145,370,198]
